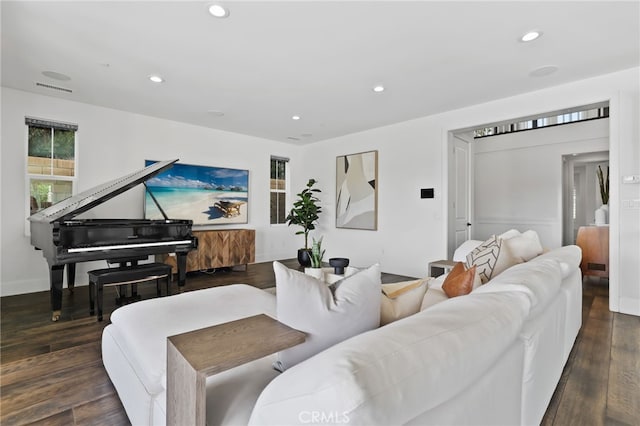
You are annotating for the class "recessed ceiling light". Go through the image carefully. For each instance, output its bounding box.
[148,75,164,83]
[209,4,229,18]
[292,115,301,120]
[208,110,225,116]
[372,85,385,93]
[520,30,542,42]
[42,71,71,81]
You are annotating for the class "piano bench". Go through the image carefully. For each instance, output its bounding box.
[88,263,172,321]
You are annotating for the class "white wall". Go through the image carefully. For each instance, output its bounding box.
[301,119,448,279]
[0,87,303,296]
[304,68,639,316]
[472,119,609,247]
[2,68,639,316]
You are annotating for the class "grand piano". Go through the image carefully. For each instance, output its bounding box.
[29,159,198,321]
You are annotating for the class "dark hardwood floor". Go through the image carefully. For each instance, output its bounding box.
[1,264,638,425]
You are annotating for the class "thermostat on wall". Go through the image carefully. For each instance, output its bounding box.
[622,175,640,184]
[421,188,435,199]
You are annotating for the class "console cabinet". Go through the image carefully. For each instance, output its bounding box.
[576,226,609,278]
[163,229,255,273]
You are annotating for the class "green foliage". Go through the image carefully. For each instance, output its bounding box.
[286,178,322,249]
[597,165,609,205]
[28,127,52,158]
[31,182,50,206]
[53,129,75,159]
[28,127,75,160]
[310,236,325,268]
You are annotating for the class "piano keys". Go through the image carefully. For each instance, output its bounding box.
[28,159,198,321]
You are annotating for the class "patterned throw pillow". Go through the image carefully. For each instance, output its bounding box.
[466,235,519,283]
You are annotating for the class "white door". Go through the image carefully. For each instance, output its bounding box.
[448,135,471,257]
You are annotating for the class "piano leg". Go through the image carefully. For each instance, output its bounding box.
[176,252,187,290]
[67,263,76,294]
[50,265,65,322]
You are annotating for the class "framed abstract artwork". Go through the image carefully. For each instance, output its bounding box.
[336,150,378,230]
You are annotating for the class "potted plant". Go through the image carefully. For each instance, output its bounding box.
[596,165,609,225]
[597,165,609,205]
[286,178,322,266]
[305,236,326,279]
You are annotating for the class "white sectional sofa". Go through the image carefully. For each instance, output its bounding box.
[101,245,582,425]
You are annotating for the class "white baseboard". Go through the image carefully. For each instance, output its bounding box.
[1,254,293,297]
[0,278,48,297]
[255,250,296,264]
[0,278,89,297]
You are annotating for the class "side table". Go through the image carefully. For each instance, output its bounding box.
[166,314,306,426]
[428,259,457,277]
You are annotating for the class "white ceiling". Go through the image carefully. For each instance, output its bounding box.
[2,1,639,144]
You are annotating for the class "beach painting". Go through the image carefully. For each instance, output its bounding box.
[336,150,378,230]
[144,160,249,225]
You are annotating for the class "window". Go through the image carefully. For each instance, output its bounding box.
[473,105,609,139]
[270,156,289,224]
[26,117,77,215]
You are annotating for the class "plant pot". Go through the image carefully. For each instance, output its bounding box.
[304,267,324,280]
[595,205,607,226]
[297,249,312,267]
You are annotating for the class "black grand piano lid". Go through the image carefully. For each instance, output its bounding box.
[28,159,179,223]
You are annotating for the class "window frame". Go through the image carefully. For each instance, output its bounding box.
[270,156,290,225]
[24,117,78,235]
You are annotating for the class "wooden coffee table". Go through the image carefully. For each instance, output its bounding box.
[166,314,305,426]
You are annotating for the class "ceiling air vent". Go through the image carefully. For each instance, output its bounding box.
[35,82,73,93]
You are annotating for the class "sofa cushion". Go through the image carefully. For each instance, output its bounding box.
[453,239,484,262]
[273,261,381,371]
[249,291,531,426]
[473,258,563,317]
[466,235,520,283]
[442,262,477,298]
[529,245,581,278]
[380,278,429,325]
[499,229,544,262]
[107,284,277,396]
[420,286,449,310]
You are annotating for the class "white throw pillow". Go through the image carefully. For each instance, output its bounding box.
[273,261,381,371]
[453,239,484,262]
[380,279,429,325]
[498,229,544,262]
[498,228,521,240]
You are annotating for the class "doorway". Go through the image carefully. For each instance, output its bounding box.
[447,103,610,255]
[447,133,473,258]
[562,152,610,245]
